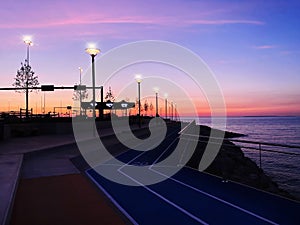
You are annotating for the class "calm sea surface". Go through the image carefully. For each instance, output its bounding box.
[181,116,300,199]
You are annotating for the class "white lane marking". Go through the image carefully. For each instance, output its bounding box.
[118,168,209,225]
[118,129,180,171]
[149,167,279,225]
[150,134,191,168]
[91,127,209,224]
[178,120,195,135]
[178,139,192,166]
[118,151,147,170]
[86,170,139,225]
[90,125,279,225]
[117,129,210,225]
[92,128,178,168]
[147,133,279,225]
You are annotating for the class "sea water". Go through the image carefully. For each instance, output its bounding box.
[180,116,300,199]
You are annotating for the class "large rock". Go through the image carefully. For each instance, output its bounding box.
[186,125,295,200]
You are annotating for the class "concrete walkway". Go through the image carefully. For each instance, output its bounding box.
[0,125,127,225]
[0,134,79,225]
[0,134,77,155]
[0,155,23,225]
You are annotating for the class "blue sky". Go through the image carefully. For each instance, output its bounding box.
[0,0,299,116]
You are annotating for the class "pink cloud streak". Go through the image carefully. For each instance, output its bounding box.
[253,45,277,49]
[0,16,167,29]
[189,19,264,25]
[0,14,264,29]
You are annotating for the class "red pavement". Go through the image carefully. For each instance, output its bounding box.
[10,174,127,225]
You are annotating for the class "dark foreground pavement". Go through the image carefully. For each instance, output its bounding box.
[0,126,135,225]
[10,174,127,225]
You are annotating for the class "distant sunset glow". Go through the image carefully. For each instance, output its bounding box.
[0,0,299,117]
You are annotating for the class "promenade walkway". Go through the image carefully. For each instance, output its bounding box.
[1,122,299,225]
[0,126,129,225]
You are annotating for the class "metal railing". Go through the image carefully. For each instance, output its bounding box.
[226,138,300,169]
[180,131,300,169]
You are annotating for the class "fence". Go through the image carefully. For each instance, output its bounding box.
[180,124,300,198]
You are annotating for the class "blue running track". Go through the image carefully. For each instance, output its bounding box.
[86,126,300,225]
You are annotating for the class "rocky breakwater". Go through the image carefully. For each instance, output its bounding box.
[186,124,295,200]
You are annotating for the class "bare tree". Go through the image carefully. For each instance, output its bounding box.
[144,100,149,116]
[105,86,115,102]
[105,86,116,115]
[73,85,88,116]
[149,102,154,117]
[72,87,88,101]
[13,59,39,118]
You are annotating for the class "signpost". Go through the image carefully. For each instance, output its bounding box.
[81,101,135,110]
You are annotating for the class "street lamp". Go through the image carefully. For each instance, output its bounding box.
[85,46,100,119]
[164,93,168,119]
[154,87,159,117]
[23,36,33,119]
[174,103,177,121]
[171,101,174,120]
[78,67,83,116]
[135,74,142,128]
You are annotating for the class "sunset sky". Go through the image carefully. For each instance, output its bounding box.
[0,0,299,116]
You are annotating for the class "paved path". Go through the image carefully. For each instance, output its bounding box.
[10,174,127,225]
[86,125,300,225]
[0,155,23,225]
[0,126,120,155]
[0,133,87,225]
[0,125,130,225]
[21,144,80,179]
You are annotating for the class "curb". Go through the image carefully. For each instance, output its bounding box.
[1,154,23,225]
[20,126,150,155]
[2,126,149,225]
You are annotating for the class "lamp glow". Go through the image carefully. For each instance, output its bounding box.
[23,36,33,46]
[135,74,143,83]
[85,47,100,56]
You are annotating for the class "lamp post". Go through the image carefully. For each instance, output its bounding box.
[171,101,174,121]
[78,67,83,116]
[164,93,168,119]
[85,46,100,119]
[135,74,142,128]
[43,92,46,114]
[23,37,33,119]
[174,103,177,121]
[154,87,159,117]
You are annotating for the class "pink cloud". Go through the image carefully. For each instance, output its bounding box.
[0,16,167,29]
[189,19,264,25]
[0,16,265,29]
[253,45,277,49]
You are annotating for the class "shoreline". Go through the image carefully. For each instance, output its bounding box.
[186,123,297,201]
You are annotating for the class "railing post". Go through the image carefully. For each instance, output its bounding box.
[259,143,262,169]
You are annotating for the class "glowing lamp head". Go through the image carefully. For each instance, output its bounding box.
[153,87,159,94]
[164,93,168,99]
[135,74,143,83]
[23,36,33,46]
[85,47,100,56]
